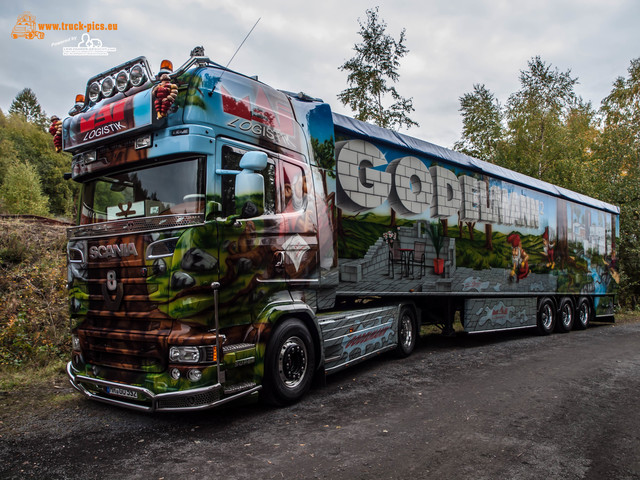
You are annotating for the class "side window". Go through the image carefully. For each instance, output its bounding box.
[280,161,308,214]
[220,145,276,217]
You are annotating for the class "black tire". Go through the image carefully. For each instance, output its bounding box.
[556,298,574,333]
[575,297,592,330]
[395,306,418,358]
[262,319,315,406]
[537,298,556,335]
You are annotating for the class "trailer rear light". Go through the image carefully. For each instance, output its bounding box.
[101,75,115,98]
[115,70,129,92]
[88,81,100,102]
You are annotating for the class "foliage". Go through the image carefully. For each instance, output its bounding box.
[453,84,503,162]
[453,55,640,304]
[0,160,50,215]
[9,87,49,130]
[592,58,640,308]
[0,219,69,367]
[454,56,598,192]
[426,221,444,258]
[338,7,418,130]
[0,110,76,217]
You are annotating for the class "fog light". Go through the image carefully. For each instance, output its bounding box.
[101,76,115,98]
[130,64,146,87]
[170,368,181,380]
[115,70,129,92]
[187,369,202,382]
[88,81,100,102]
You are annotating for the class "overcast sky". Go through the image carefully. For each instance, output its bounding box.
[2,0,639,148]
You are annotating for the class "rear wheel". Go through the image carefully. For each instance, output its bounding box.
[556,298,574,333]
[395,306,418,358]
[262,319,315,406]
[537,298,556,335]
[575,297,592,330]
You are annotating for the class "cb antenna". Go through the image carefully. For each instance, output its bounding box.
[208,17,261,96]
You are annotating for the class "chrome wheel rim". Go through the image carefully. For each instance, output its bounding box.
[541,303,553,330]
[278,336,307,389]
[561,305,572,327]
[579,304,589,326]
[399,314,413,350]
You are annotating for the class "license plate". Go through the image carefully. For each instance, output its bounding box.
[106,386,138,399]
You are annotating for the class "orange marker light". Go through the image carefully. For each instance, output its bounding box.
[160,60,173,72]
[75,94,85,103]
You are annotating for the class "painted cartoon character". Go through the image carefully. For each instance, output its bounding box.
[507,233,530,282]
[605,250,620,284]
[542,226,555,269]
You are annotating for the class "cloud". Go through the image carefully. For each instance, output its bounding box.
[1,0,639,147]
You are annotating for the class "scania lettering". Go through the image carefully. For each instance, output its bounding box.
[59,49,619,412]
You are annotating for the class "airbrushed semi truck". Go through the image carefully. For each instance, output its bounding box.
[60,48,619,412]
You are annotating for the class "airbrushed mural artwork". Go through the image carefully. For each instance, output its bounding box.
[62,50,619,412]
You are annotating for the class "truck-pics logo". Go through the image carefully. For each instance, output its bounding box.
[11,12,44,39]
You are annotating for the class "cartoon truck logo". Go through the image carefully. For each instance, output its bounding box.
[11,12,44,40]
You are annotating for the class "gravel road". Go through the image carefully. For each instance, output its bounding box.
[1,321,639,479]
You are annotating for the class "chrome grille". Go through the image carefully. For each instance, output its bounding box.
[68,214,204,239]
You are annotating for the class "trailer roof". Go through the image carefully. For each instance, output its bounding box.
[333,113,619,215]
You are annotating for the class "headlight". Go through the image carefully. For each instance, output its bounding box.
[130,64,146,87]
[101,76,115,97]
[88,81,101,102]
[169,346,201,363]
[115,70,129,92]
[71,334,81,351]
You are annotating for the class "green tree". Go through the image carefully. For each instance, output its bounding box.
[338,7,418,130]
[501,56,580,181]
[0,160,50,216]
[9,88,48,130]
[592,58,640,307]
[0,112,76,217]
[453,84,503,162]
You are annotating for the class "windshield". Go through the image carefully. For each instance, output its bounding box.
[79,158,205,225]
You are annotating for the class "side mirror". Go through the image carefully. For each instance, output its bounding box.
[235,151,267,218]
[239,151,268,171]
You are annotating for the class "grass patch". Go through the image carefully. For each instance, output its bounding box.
[0,218,70,370]
[0,358,67,392]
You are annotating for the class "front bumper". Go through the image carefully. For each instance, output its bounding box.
[67,362,260,412]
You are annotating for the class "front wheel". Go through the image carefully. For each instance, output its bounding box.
[395,306,418,358]
[537,298,556,335]
[262,319,315,406]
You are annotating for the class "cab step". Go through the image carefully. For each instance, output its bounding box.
[223,381,257,395]
[222,343,256,368]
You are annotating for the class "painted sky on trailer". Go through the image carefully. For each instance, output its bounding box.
[1,0,639,149]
